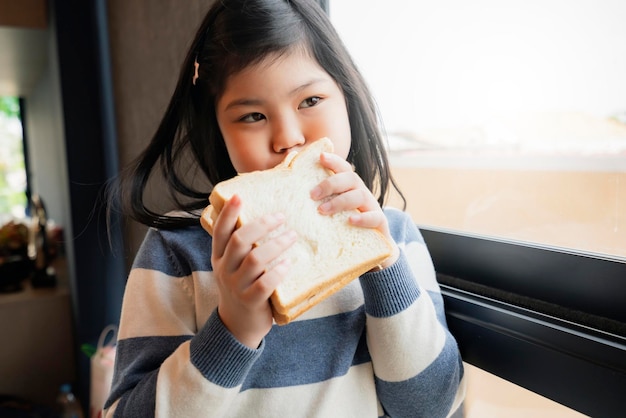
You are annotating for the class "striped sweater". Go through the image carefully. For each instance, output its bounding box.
[104,208,465,417]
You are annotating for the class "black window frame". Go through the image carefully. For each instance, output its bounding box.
[422,226,626,417]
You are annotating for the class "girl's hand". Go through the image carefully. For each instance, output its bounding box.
[210,194,297,348]
[310,152,400,270]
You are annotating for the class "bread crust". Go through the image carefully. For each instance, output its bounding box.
[199,205,216,236]
[270,255,386,325]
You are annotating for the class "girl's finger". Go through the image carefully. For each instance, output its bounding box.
[211,194,242,258]
[348,210,386,229]
[310,153,361,201]
[318,151,353,173]
[233,212,287,248]
[317,188,375,215]
[238,228,297,289]
[221,212,287,274]
[243,258,291,305]
[311,171,358,199]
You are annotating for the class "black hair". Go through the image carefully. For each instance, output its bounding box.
[113,0,405,229]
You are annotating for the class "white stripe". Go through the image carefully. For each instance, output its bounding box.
[367,292,446,381]
[402,241,440,292]
[225,363,381,418]
[123,267,364,334]
[156,342,240,417]
[119,268,198,339]
[286,279,365,323]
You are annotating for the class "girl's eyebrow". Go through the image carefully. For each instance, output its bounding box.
[223,78,330,111]
[223,98,264,111]
[289,78,329,96]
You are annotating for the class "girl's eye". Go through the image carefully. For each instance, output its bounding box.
[299,96,322,109]
[239,112,266,123]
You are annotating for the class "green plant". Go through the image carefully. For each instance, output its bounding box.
[0,96,27,218]
[0,97,20,118]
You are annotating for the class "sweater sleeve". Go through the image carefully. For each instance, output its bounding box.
[359,208,466,418]
[103,228,263,417]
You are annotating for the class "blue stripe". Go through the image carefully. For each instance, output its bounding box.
[111,372,158,418]
[191,311,264,388]
[375,332,464,418]
[105,335,191,413]
[242,307,369,390]
[110,309,370,394]
[360,253,421,318]
[132,225,213,277]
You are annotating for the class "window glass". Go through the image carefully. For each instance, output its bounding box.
[330,0,626,260]
[0,96,28,222]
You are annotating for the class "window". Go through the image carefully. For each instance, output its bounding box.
[330,0,626,259]
[0,96,28,223]
[330,1,626,416]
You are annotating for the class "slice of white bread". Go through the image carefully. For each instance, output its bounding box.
[200,137,393,325]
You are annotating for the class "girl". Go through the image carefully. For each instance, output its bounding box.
[106,0,465,416]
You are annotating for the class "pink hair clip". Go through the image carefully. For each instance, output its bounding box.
[192,58,200,85]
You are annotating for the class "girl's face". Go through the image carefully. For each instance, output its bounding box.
[216,50,351,173]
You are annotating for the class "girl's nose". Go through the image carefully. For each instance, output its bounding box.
[272,116,306,153]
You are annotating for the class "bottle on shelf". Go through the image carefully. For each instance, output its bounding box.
[56,383,85,418]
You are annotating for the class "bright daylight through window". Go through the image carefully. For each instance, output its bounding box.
[330,0,626,260]
[0,96,27,222]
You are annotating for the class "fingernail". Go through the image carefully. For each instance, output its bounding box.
[318,202,331,213]
[274,212,286,222]
[229,194,241,206]
[349,214,361,224]
[310,186,321,200]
